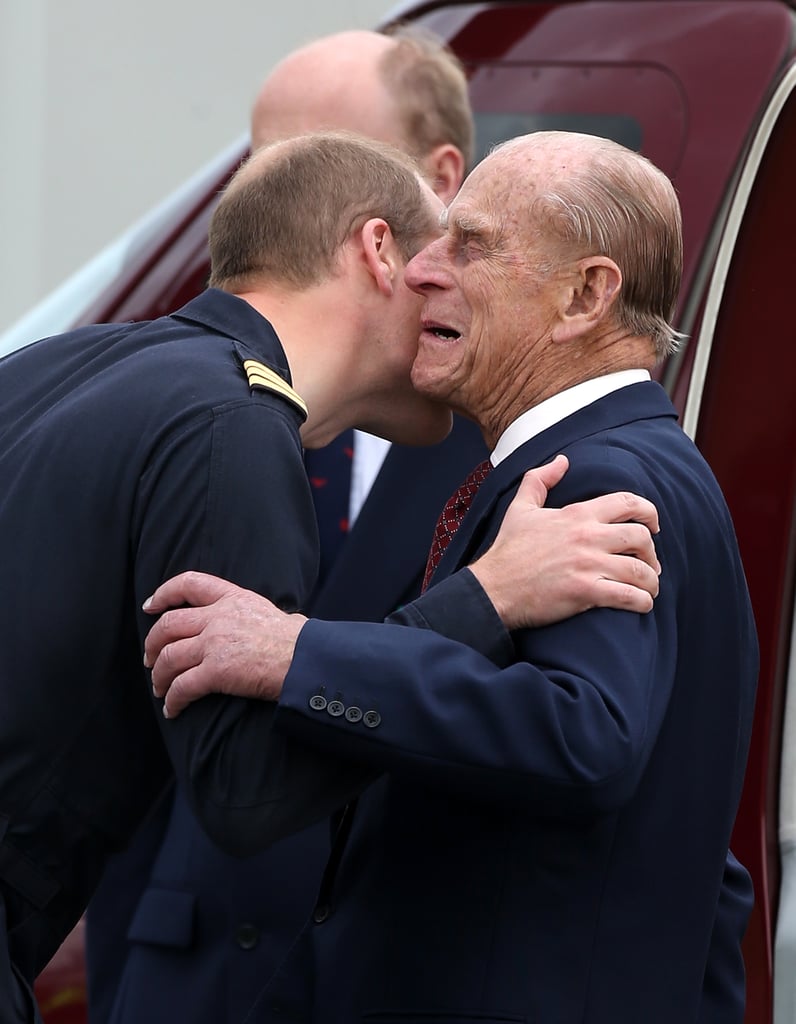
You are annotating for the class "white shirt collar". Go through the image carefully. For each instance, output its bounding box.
[490,369,651,466]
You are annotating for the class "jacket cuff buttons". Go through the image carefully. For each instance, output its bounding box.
[308,692,380,728]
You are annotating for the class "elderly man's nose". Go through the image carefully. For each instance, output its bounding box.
[406,243,443,293]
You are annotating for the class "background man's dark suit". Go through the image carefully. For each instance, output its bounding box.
[89,418,488,1024]
[265,381,758,1023]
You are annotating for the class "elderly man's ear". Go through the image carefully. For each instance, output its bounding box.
[552,256,622,344]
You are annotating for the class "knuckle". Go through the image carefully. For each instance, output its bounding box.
[624,523,647,551]
[626,555,643,580]
[155,643,171,675]
[158,642,175,672]
[157,608,177,635]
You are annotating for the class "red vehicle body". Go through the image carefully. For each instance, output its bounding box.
[2,1,791,1021]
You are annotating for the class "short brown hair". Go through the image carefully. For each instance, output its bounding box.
[208,131,437,292]
[380,24,474,170]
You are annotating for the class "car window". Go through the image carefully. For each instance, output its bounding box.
[473,111,642,164]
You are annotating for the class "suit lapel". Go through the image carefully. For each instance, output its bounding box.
[432,382,677,583]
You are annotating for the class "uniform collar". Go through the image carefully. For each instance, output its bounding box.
[170,288,293,382]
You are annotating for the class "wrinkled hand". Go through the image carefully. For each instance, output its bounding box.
[469,454,661,630]
[143,572,306,719]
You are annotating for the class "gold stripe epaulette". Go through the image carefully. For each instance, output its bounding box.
[243,359,308,418]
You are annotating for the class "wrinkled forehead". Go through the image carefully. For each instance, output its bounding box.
[445,149,539,238]
[479,135,580,192]
[466,139,555,199]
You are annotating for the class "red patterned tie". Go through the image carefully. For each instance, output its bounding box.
[422,458,492,593]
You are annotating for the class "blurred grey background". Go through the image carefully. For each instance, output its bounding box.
[0,0,396,333]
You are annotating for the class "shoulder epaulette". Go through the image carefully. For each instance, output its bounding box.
[243,359,308,419]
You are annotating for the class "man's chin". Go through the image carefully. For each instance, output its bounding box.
[409,361,456,404]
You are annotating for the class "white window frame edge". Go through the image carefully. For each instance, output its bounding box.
[775,601,796,1024]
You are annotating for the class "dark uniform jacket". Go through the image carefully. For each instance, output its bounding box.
[0,288,335,1016]
[86,415,487,1023]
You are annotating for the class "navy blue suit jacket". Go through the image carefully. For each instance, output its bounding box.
[267,382,758,1023]
[87,417,487,1023]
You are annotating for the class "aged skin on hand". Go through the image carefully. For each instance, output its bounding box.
[143,454,661,718]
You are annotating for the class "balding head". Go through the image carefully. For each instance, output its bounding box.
[251,32,402,152]
[250,28,472,201]
[483,131,683,357]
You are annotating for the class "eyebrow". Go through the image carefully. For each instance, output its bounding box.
[447,209,500,248]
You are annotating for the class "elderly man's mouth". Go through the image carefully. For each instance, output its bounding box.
[422,321,461,341]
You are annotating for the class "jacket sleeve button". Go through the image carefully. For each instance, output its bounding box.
[363,710,381,729]
[344,706,363,723]
[327,700,345,717]
[309,694,327,711]
[235,923,260,950]
[313,903,331,924]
